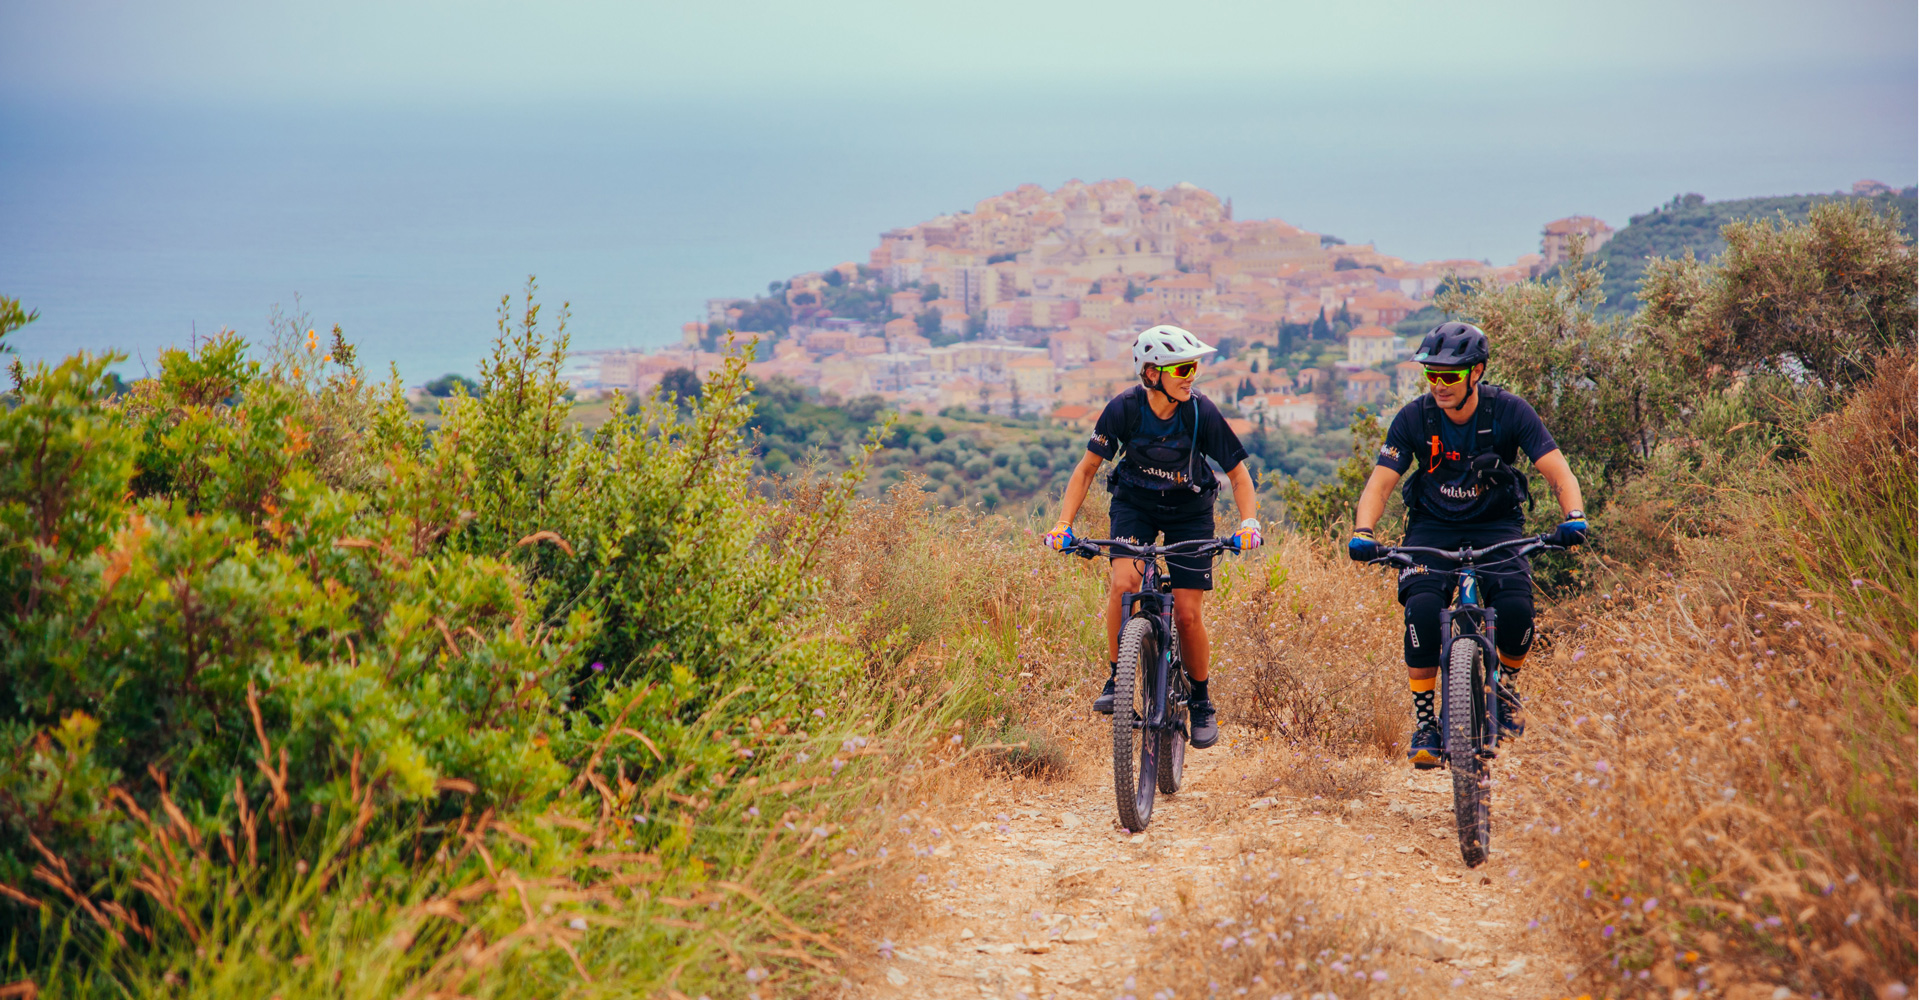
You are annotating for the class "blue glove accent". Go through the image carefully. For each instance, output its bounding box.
[1347,531,1381,562]
[1548,518,1589,548]
[1044,523,1077,552]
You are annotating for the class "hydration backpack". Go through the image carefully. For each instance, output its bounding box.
[1398,382,1534,519]
[1106,386,1211,496]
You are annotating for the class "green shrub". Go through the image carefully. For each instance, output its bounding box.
[0,281,885,993]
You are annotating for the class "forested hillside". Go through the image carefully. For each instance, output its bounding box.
[1565,187,1917,312]
[740,377,1357,514]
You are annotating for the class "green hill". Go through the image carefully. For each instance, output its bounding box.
[739,377,1356,513]
[1571,188,1917,313]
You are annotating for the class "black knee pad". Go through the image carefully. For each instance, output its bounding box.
[1403,591,1445,670]
[1491,589,1536,662]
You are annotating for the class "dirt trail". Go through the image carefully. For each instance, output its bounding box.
[851,723,1576,999]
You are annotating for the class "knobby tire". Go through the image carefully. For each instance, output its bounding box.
[1447,636,1491,867]
[1113,617,1158,832]
[1157,667,1187,794]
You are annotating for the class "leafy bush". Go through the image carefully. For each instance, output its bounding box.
[1639,200,1918,391]
[0,280,912,996]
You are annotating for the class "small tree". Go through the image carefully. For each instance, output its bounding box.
[1309,308,1331,340]
[1434,239,1683,488]
[658,367,703,410]
[1272,408,1386,544]
[1638,200,1917,391]
[0,295,36,353]
[424,372,480,397]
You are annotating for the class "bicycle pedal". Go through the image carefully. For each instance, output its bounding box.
[1477,746,1499,760]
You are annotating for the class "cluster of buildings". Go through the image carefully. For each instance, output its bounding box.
[571,179,1612,436]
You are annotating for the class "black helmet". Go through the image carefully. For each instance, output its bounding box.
[1412,322,1489,367]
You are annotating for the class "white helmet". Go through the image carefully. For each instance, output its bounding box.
[1132,324,1216,368]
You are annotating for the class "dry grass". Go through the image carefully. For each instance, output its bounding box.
[1503,360,1917,998]
[1141,844,1423,998]
[1206,534,1408,760]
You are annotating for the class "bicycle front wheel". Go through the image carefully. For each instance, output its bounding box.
[1113,616,1159,832]
[1446,636,1491,867]
[1157,666,1188,795]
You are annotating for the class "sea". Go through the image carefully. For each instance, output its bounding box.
[3,78,1912,383]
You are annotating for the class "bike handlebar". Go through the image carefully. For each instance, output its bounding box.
[1063,537,1240,561]
[1367,533,1564,569]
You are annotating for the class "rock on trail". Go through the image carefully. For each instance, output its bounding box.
[843,724,1574,999]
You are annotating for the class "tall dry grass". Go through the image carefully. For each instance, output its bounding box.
[804,480,1413,786]
[1204,535,1408,760]
[1508,357,1917,998]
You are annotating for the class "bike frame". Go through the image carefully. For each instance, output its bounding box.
[1078,538,1232,746]
[1375,536,1559,759]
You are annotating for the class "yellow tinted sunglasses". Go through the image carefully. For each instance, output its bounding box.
[1153,361,1199,378]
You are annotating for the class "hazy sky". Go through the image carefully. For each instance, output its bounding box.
[5,0,1915,106]
[3,0,1913,376]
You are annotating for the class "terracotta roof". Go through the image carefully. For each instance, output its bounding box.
[1347,325,1396,338]
[1543,215,1612,235]
[1349,369,1389,382]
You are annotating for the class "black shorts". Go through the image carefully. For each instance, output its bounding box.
[1109,492,1217,591]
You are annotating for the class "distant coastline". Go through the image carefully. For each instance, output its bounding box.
[564,178,1541,427]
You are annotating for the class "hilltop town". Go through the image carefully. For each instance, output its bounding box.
[572,178,1610,436]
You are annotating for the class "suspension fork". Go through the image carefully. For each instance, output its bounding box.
[1439,605,1502,752]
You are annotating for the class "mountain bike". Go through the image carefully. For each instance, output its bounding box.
[1367,534,1564,867]
[1062,537,1238,833]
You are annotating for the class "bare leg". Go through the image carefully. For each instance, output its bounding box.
[1172,588,1208,680]
[1105,559,1144,662]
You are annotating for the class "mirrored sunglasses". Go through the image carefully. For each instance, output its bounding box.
[1154,361,1199,378]
[1423,367,1471,387]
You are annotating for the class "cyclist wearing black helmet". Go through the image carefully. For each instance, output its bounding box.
[1346,322,1590,768]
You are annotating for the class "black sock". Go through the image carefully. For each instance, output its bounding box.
[1106,661,1117,681]
[1190,678,1209,704]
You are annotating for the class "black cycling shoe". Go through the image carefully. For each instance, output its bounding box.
[1408,723,1443,769]
[1188,697,1219,749]
[1496,684,1525,741]
[1092,674,1117,715]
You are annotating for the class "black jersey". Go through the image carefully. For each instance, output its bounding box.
[1087,386,1248,504]
[1376,384,1558,524]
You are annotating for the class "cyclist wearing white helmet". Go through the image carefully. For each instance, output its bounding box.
[1042,325,1262,749]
